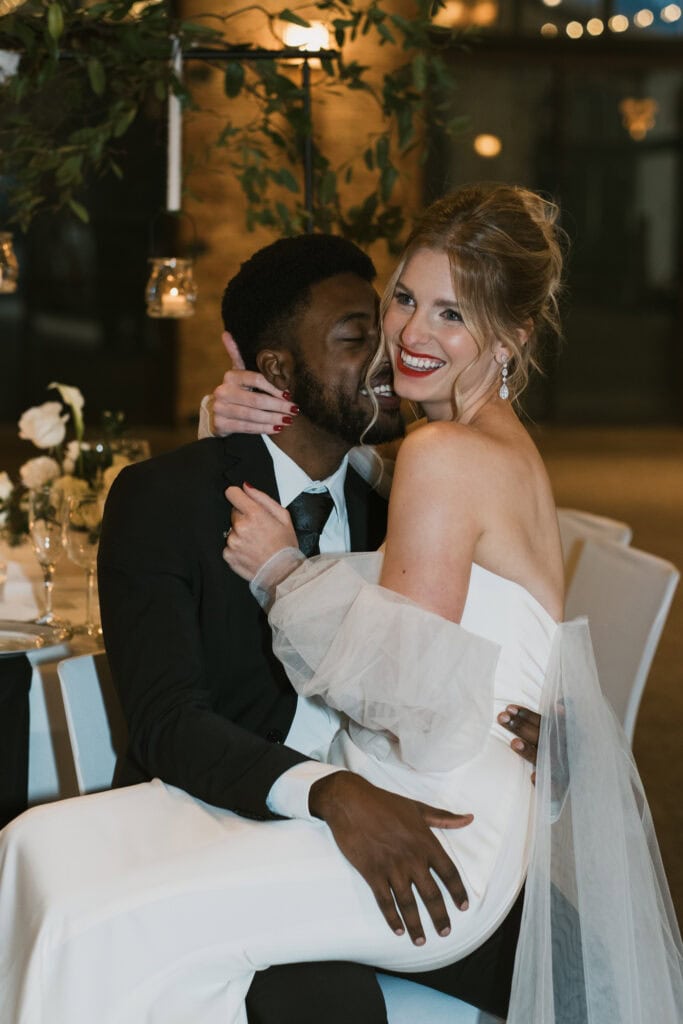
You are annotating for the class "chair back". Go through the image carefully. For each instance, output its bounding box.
[57,652,127,794]
[557,508,632,586]
[377,974,503,1023]
[565,539,679,743]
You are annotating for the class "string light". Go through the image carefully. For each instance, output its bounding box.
[566,20,583,37]
[586,18,604,35]
[540,22,558,36]
[633,8,654,27]
[661,3,681,22]
[608,14,629,31]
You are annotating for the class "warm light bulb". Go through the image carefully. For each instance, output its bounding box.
[0,233,19,293]
[473,134,502,158]
[608,14,629,31]
[566,20,584,38]
[586,18,604,35]
[634,8,654,27]
[470,1,498,26]
[661,3,681,21]
[540,22,559,36]
[281,21,331,52]
[541,0,562,7]
[431,1,467,27]
[619,97,658,140]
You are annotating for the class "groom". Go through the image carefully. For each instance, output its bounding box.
[99,233,536,1024]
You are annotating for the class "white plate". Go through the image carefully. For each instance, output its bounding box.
[0,621,59,656]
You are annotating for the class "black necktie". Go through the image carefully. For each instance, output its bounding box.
[287,490,334,557]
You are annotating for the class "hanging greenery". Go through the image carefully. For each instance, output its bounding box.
[0,0,466,250]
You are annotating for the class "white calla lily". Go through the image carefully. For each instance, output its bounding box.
[49,382,85,440]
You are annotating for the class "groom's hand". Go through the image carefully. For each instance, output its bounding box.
[498,705,541,783]
[309,771,472,947]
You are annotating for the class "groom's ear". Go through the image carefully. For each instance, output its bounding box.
[256,347,295,391]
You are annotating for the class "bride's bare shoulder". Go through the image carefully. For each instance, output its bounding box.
[394,420,495,483]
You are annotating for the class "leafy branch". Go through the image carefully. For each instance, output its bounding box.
[0,0,465,249]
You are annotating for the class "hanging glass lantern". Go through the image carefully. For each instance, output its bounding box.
[0,232,19,294]
[145,257,197,318]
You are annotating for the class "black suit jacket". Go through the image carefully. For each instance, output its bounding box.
[98,434,387,820]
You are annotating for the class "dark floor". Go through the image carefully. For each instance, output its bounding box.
[1,422,681,922]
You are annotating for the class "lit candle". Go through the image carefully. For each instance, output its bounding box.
[161,289,188,316]
[167,37,182,212]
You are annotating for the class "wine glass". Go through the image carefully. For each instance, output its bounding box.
[63,490,104,638]
[27,484,71,639]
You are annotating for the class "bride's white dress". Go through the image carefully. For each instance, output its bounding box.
[0,554,681,1024]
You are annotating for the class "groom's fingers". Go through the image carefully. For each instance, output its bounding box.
[309,772,471,945]
[498,705,541,767]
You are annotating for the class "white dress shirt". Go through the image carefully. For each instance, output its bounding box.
[260,436,352,820]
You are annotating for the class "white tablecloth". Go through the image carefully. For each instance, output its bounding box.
[0,539,103,805]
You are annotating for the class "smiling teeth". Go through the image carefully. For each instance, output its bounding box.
[400,348,445,371]
[372,384,394,395]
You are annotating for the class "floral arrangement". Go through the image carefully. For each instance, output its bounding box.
[0,383,131,545]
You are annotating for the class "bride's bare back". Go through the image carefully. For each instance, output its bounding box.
[379,407,564,624]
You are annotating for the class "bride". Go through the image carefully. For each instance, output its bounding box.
[1,184,681,1024]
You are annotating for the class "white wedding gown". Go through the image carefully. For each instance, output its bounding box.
[0,554,681,1024]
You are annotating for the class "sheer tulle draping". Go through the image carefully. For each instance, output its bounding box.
[269,552,499,773]
[508,619,683,1024]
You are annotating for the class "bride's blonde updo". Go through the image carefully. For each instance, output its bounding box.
[380,183,565,406]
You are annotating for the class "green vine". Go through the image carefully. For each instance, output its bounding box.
[0,0,466,250]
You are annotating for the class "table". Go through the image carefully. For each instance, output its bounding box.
[0,539,103,822]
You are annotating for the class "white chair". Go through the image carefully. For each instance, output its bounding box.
[377,974,503,1023]
[564,538,679,744]
[557,507,632,587]
[56,654,498,1020]
[57,652,126,794]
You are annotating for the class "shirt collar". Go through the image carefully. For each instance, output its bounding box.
[261,434,349,520]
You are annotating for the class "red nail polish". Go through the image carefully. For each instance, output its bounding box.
[244,481,253,489]
[282,415,294,425]
[290,405,300,415]
[282,390,292,400]
[273,424,284,432]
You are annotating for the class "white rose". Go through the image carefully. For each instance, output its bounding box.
[20,456,61,489]
[18,402,68,449]
[0,470,13,502]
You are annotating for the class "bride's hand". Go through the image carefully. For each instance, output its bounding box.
[210,332,299,437]
[223,483,298,581]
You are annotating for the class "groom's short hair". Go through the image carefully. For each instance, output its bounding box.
[221,234,376,371]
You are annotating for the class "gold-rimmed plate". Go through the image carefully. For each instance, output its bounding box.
[0,621,60,656]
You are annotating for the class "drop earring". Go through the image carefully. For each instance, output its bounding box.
[498,358,509,400]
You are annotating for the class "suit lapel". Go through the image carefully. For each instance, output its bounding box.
[221,434,279,499]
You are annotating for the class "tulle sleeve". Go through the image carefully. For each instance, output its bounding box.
[268,552,500,773]
[508,618,683,1024]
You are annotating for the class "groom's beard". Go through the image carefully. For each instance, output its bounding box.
[291,363,404,448]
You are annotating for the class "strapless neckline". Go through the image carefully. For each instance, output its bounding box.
[470,561,559,627]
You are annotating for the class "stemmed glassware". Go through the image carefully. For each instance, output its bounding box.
[63,490,104,638]
[27,484,72,639]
